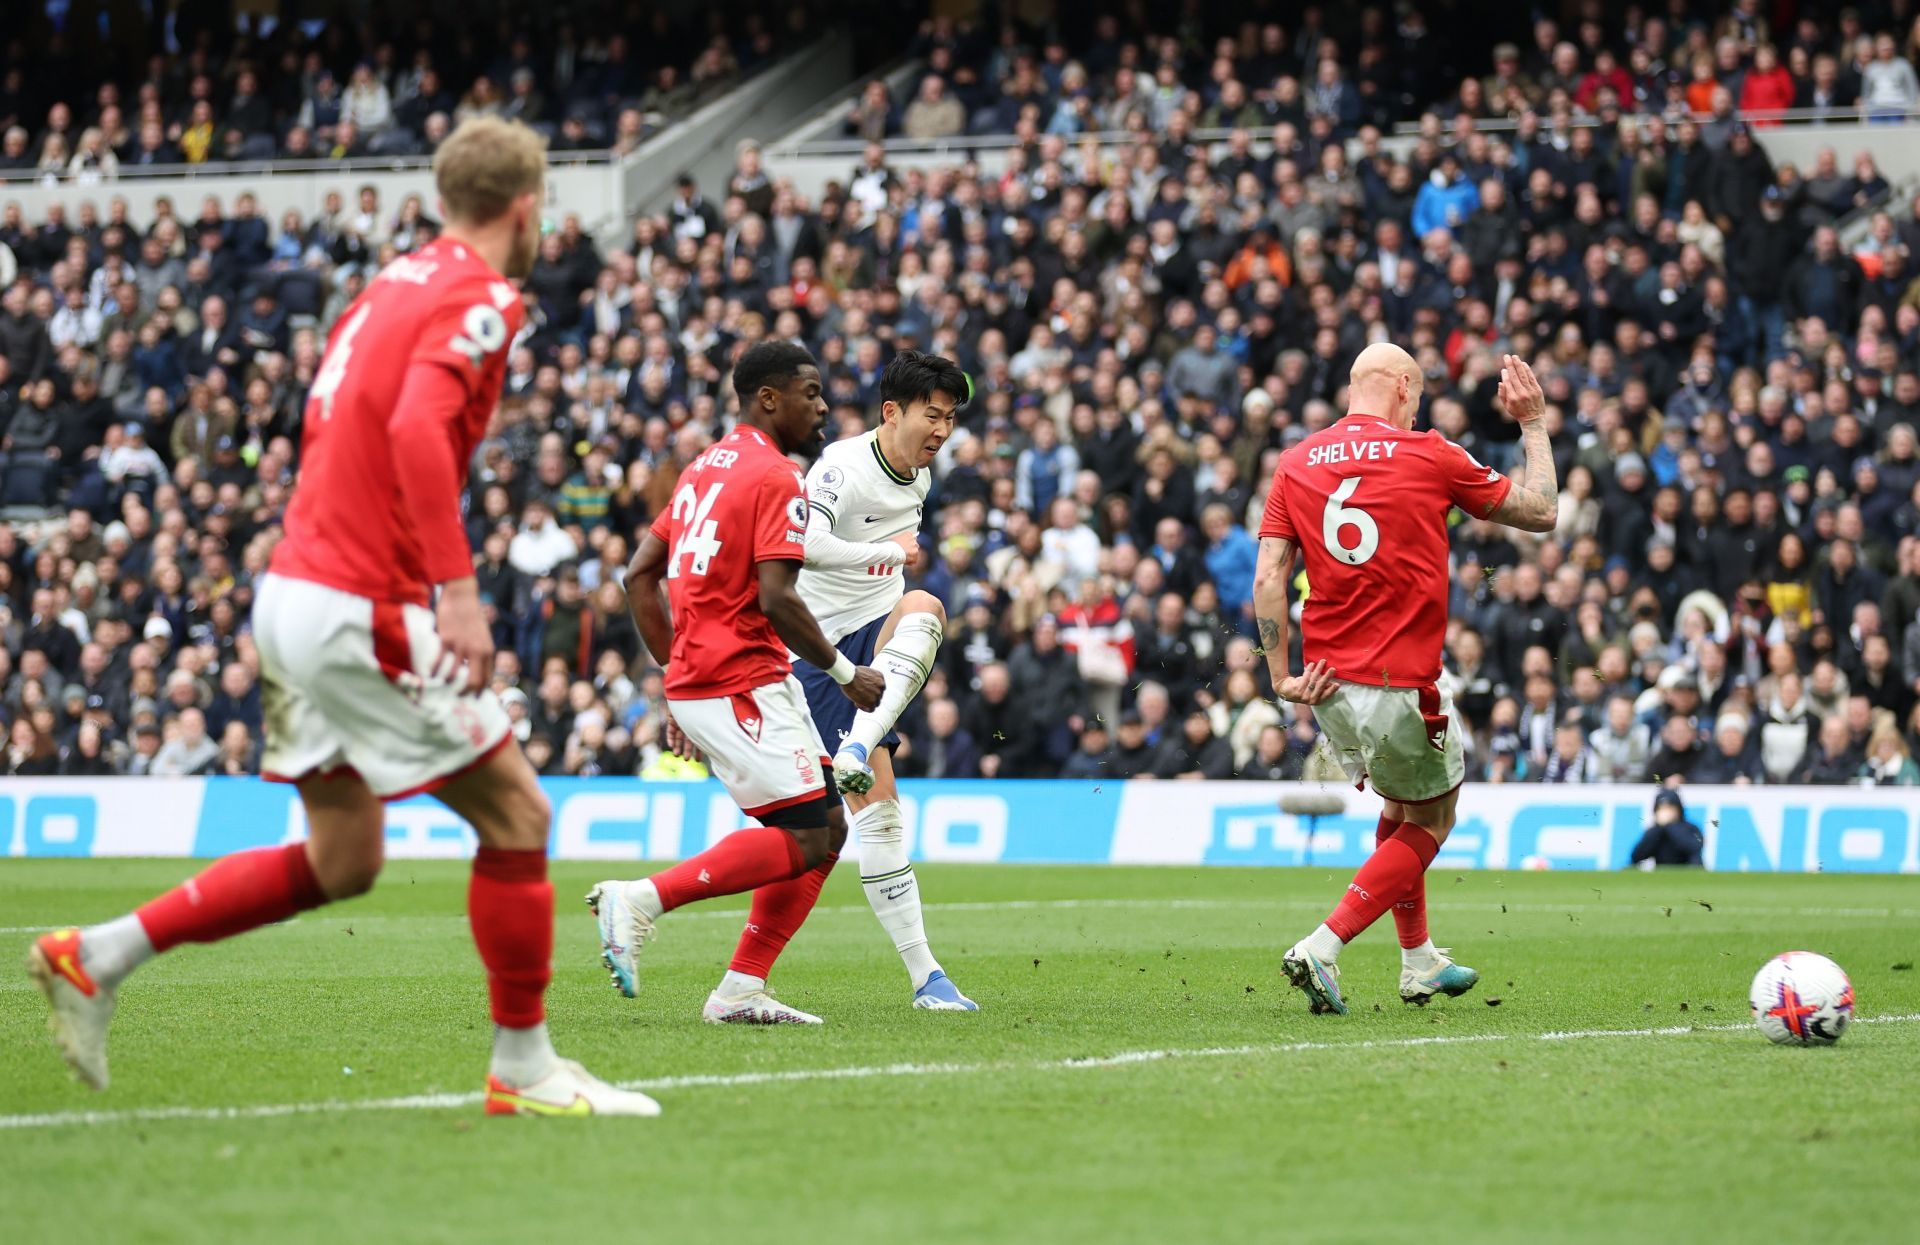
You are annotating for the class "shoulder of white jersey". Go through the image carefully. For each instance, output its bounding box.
[806,431,876,519]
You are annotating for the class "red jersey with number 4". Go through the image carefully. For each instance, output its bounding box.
[1259,413,1511,687]
[273,240,523,607]
[649,426,810,699]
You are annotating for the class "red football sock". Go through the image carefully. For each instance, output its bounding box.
[729,852,837,979]
[1325,825,1439,943]
[468,847,552,1028]
[1376,815,1430,949]
[649,827,807,912]
[135,843,327,952]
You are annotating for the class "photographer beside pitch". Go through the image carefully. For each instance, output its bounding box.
[1253,344,1559,1014]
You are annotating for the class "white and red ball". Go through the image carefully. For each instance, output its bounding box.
[1750,952,1855,1046]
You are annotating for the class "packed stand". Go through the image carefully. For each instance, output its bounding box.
[0,4,808,177]
[7,4,1920,789]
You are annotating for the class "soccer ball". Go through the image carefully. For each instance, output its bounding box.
[1749,952,1855,1046]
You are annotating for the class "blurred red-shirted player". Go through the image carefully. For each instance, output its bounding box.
[1251,344,1559,1015]
[27,117,658,1117]
[587,341,884,1026]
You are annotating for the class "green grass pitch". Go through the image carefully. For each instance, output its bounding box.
[3,859,1919,1243]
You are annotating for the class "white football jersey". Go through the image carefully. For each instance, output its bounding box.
[799,429,929,643]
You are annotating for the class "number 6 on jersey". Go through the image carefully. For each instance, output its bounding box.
[1322,476,1379,566]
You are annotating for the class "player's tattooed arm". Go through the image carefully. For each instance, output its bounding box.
[1490,353,1559,533]
[1254,536,1338,705]
[1252,537,1293,680]
[625,530,675,666]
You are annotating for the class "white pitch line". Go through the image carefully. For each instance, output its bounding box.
[8,894,1917,939]
[4,1014,1915,1133]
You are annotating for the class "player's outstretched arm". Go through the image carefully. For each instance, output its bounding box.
[758,559,885,710]
[1252,535,1337,706]
[625,530,675,666]
[802,505,917,570]
[1488,353,1558,533]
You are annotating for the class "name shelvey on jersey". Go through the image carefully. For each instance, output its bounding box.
[799,428,929,643]
[1260,413,1512,688]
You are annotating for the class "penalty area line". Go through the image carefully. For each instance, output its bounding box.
[3,1014,1915,1132]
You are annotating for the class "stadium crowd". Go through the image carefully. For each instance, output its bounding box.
[0,3,805,174]
[5,3,1920,790]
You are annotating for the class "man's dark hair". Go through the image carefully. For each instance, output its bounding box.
[732,340,817,402]
[880,349,969,410]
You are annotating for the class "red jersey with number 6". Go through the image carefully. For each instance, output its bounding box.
[1259,413,1511,687]
[273,239,523,607]
[649,426,810,699]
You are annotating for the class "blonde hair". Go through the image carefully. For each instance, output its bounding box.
[432,116,546,225]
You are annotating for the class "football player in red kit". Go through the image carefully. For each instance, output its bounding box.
[26,117,659,1116]
[1253,345,1557,1013]
[587,342,886,1024]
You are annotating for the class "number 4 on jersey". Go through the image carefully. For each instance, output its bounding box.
[309,303,371,422]
[669,482,725,577]
[1323,476,1380,566]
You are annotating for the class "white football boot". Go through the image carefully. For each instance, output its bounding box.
[586,881,655,998]
[26,927,118,1090]
[485,1058,662,1117]
[702,988,825,1025]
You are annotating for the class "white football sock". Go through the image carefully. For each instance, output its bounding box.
[841,612,942,756]
[490,1022,558,1087]
[717,969,765,997]
[622,878,664,921]
[854,799,941,989]
[1304,923,1345,964]
[1402,938,1441,971]
[82,913,155,986]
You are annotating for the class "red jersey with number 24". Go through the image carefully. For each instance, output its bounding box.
[650,426,810,699]
[1259,413,1511,687]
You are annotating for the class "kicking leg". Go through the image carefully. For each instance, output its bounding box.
[437,743,658,1116]
[27,771,382,1090]
[832,592,944,792]
[1284,790,1459,1015]
[849,748,976,1010]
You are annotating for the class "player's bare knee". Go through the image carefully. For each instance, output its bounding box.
[787,822,833,869]
[498,785,553,851]
[825,805,849,855]
[900,590,946,627]
[312,836,384,900]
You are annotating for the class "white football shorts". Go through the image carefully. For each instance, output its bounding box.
[1311,679,1465,804]
[254,573,512,800]
[669,675,831,818]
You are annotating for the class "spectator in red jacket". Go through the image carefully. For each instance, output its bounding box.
[1739,44,1797,125]
[1574,49,1634,113]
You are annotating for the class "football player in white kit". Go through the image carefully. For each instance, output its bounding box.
[777,349,977,1010]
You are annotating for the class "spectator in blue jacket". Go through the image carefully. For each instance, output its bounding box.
[1201,504,1258,626]
[1412,152,1481,242]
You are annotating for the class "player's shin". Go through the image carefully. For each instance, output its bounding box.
[841,612,942,756]
[854,800,941,988]
[1310,825,1441,961]
[105,843,329,985]
[469,846,559,1086]
[723,851,838,993]
[1377,815,1436,966]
